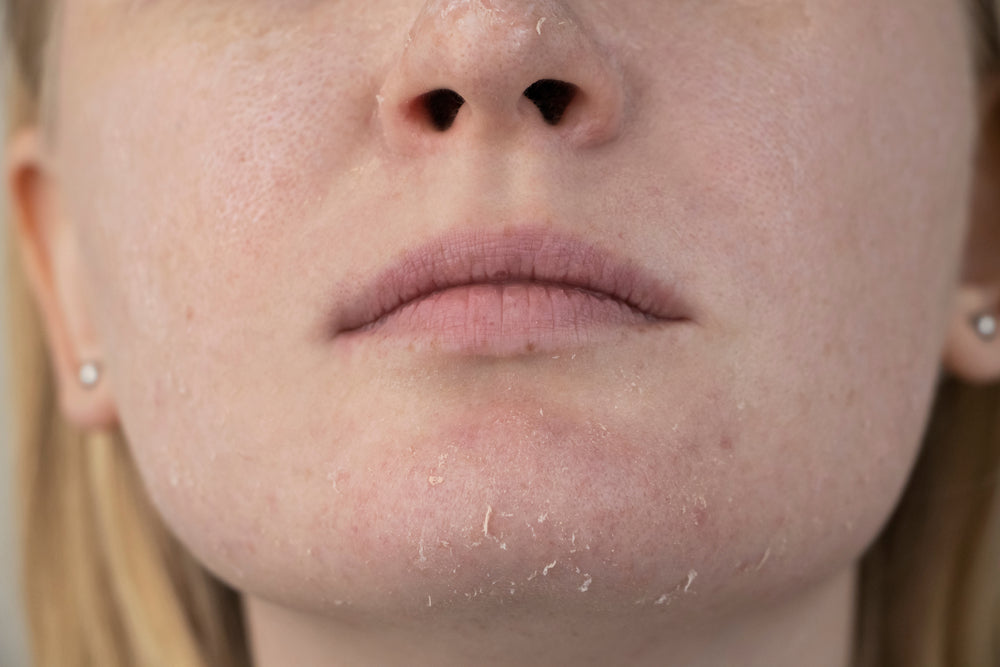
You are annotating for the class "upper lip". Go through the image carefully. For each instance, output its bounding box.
[331,226,689,335]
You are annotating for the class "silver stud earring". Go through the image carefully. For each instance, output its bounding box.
[973,313,998,341]
[78,361,101,389]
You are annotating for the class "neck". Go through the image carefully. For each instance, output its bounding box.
[243,566,856,667]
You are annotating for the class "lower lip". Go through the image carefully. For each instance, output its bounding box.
[340,283,663,355]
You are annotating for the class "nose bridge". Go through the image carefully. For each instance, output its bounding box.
[378,0,626,150]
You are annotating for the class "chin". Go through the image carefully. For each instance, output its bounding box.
[156,391,895,633]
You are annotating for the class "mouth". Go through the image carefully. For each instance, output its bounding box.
[331,226,689,355]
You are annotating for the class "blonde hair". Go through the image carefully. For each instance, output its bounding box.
[4,2,1000,666]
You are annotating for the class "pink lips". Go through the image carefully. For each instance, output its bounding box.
[332,228,688,354]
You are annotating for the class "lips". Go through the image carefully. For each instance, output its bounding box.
[331,227,688,354]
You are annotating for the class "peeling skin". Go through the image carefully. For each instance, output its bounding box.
[424,0,549,45]
[755,548,772,572]
[483,505,493,538]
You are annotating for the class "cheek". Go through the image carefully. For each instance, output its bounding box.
[636,0,973,430]
[56,9,387,351]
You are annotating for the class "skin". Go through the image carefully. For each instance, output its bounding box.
[7,0,1000,664]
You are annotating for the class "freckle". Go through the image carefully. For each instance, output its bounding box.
[185,305,195,322]
[526,343,536,353]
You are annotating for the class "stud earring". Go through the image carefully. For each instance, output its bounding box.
[972,313,998,342]
[78,361,101,389]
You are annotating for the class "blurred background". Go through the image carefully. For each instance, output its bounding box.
[2,4,31,665]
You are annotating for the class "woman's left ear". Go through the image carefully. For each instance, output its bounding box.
[944,74,1000,384]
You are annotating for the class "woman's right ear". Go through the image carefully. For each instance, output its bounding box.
[5,127,118,428]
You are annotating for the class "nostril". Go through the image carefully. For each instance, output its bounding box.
[418,89,466,131]
[523,79,578,126]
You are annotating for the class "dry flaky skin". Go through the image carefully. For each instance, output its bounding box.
[56,0,965,615]
[3,0,1000,666]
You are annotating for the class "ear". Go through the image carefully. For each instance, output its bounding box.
[5,128,118,428]
[943,74,1000,384]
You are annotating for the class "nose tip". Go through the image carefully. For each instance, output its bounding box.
[378,1,627,151]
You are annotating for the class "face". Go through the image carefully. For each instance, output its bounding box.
[42,0,977,630]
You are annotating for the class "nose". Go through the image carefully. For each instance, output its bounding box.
[378,0,627,152]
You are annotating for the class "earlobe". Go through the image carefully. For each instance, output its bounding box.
[5,128,118,429]
[943,286,1000,384]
